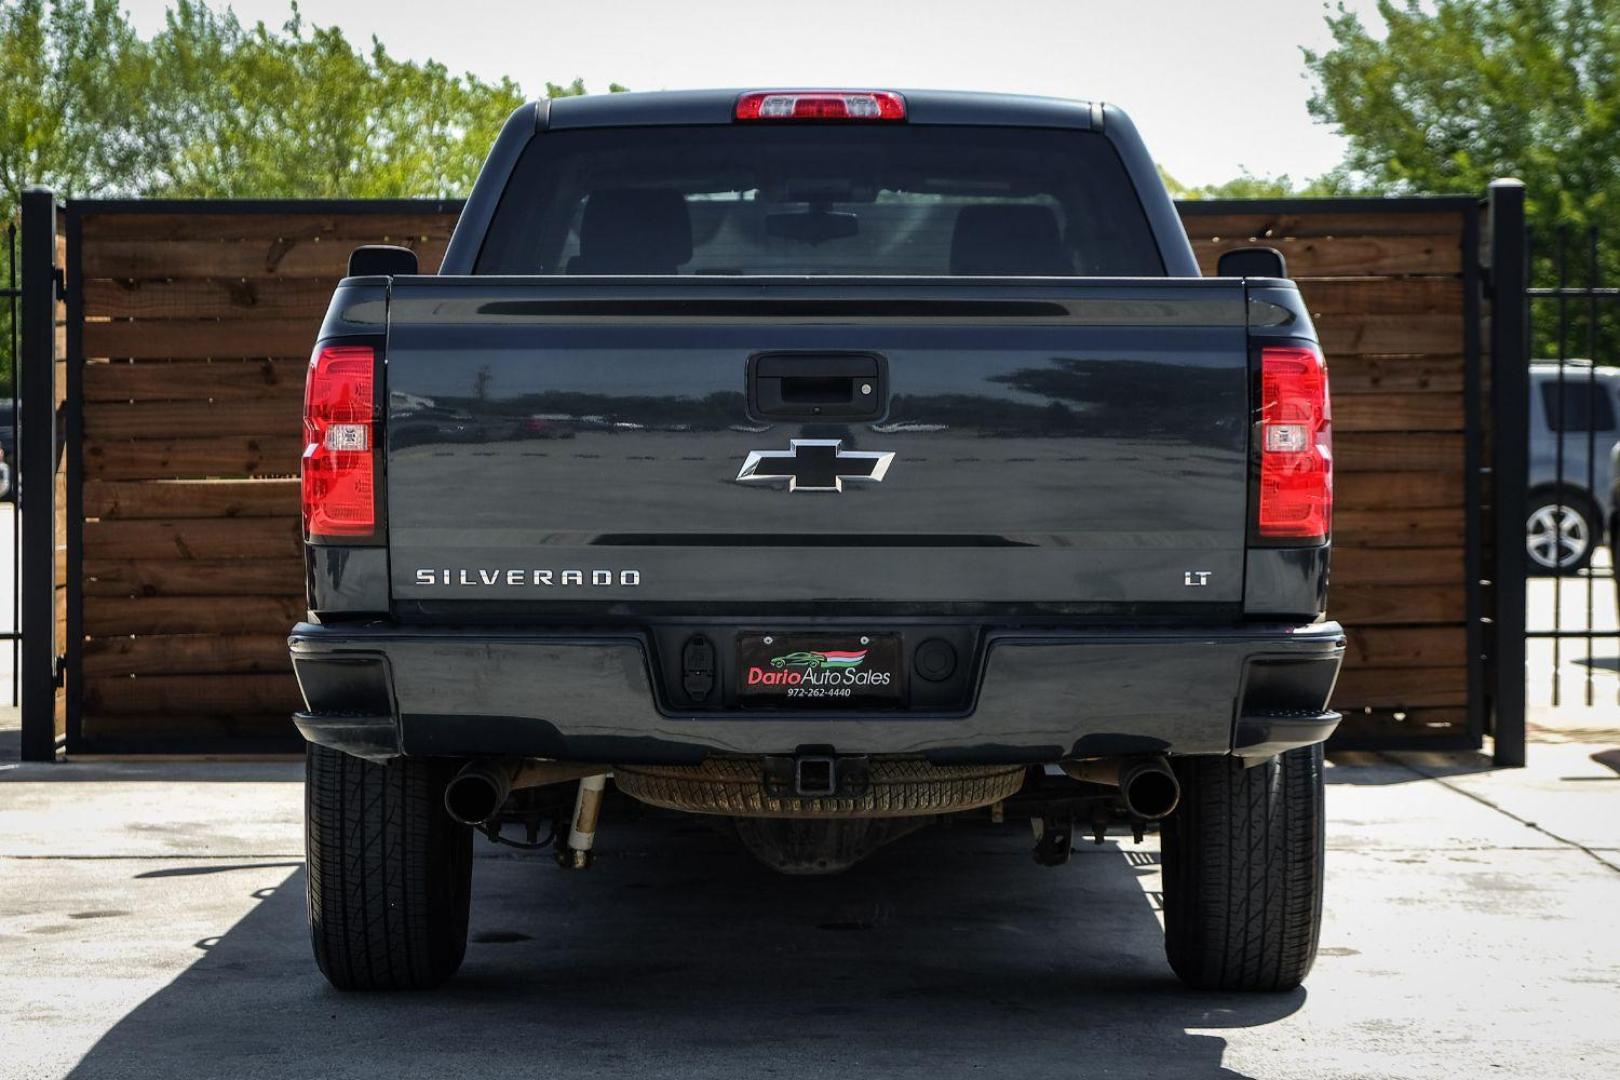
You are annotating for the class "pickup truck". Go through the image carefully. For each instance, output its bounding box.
[292,89,1342,994]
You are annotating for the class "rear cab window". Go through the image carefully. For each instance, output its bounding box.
[474,125,1165,277]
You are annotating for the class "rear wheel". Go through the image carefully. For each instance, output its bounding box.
[1526,492,1598,574]
[1160,745,1324,991]
[305,745,472,990]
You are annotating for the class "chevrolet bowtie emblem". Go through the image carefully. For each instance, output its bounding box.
[736,439,895,492]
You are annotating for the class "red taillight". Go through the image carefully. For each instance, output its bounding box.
[302,344,377,539]
[1257,345,1332,541]
[734,90,906,122]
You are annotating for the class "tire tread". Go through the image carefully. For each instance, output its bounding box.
[305,745,471,991]
[1162,745,1324,992]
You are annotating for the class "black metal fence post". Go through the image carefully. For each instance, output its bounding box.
[18,189,59,762]
[1487,179,1529,767]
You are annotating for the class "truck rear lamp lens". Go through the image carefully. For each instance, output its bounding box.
[305,347,374,422]
[735,91,906,122]
[303,344,379,539]
[1257,346,1332,541]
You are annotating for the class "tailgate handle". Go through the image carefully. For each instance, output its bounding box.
[749,352,886,420]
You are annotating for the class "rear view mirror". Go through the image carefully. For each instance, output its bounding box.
[348,244,419,277]
[1216,246,1288,279]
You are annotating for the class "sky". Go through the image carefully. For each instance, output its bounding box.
[122,0,1386,188]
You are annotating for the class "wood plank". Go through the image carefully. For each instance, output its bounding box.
[84,517,303,561]
[83,359,306,402]
[85,436,303,481]
[1192,235,1460,277]
[1332,547,1465,586]
[1332,665,1468,708]
[85,398,298,439]
[81,211,457,243]
[83,634,292,677]
[1330,355,1464,395]
[1343,627,1468,669]
[84,318,322,360]
[85,479,298,520]
[78,237,449,279]
[1334,432,1464,472]
[1333,708,1470,742]
[1334,507,1465,548]
[1337,471,1464,511]
[1296,278,1462,316]
[84,595,305,636]
[1329,584,1466,625]
[83,278,344,320]
[84,672,301,715]
[84,557,304,597]
[80,712,298,741]
[1316,313,1462,356]
[1334,393,1463,433]
[1176,209,1466,240]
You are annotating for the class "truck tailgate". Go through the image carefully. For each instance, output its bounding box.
[383,279,1252,613]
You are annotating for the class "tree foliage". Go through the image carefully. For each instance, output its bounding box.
[1306,0,1620,231]
[1307,0,1620,359]
[1158,165,1350,201]
[1,0,622,211]
[0,0,625,390]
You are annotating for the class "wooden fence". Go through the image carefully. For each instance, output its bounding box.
[54,196,1484,751]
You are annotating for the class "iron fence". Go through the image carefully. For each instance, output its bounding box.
[1524,223,1620,708]
[1,220,18,707]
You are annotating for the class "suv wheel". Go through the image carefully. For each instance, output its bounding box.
[305,745,472,990]
[1161,746,1324,992]
[1526,494,1596,574]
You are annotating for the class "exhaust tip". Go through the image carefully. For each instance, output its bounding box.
[1121,760,1181,820]
[444,763,511,826]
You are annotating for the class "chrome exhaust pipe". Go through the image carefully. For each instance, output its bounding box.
[1119,757,1180,820]
[1060,755,1181,820]
[444,760,514,826]
[444,759,613,827]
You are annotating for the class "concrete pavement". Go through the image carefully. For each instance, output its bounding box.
[1526,548,1619,708]
[2,730,1618,1080]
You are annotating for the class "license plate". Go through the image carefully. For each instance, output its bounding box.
[737,634,903,707]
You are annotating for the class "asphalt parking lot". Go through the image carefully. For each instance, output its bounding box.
[2,727,1618,1080]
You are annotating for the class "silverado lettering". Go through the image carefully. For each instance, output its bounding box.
[414,569,642,587]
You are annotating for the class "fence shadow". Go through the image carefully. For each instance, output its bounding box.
[64,813,1303,1080]
[1324,749,1498,785]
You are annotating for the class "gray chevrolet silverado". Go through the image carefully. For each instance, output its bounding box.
[293,89,1342,993]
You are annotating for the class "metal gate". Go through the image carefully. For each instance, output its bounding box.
[14,190,61,760]
[2,215,21,717]
[1521,199,1620,713]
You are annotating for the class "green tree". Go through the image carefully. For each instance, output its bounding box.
[0,0,156,393]
[0,0,155,211]
[1307,0,1620,357]
[1307,0,1620,231]
[0,0,627,390]
[1160,165,1351,201]
[143,1,540,198]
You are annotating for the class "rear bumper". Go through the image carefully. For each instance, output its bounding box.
[289,620,1344,764]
